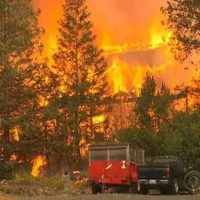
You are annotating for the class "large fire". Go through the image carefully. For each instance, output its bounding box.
[30,0,199,176]
[33,0,198,96]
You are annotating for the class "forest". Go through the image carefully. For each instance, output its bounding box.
[0,0,199,180]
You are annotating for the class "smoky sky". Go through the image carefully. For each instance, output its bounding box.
[87,0,167,45]
[33,0,196,89]
[34,0,167,45]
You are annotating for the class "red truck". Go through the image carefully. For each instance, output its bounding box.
[88,143,144,194]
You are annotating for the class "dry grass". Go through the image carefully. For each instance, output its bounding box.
[0,171,90,197]
[1,193,200,200]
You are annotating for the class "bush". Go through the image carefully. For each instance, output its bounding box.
[0,162,13,180]
[13,172,64,191]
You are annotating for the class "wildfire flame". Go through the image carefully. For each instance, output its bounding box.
[11,127,20,142]
[10,154,17,162]
[93,115,105,124]
[31,155,47,177]
[38,95,49,107]
[33,0,199,98]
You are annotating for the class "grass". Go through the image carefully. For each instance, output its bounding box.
[0,170,91,197]
[0,172,65,196]
[13,172,64,190]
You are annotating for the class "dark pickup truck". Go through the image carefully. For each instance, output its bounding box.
[138,156,197,194]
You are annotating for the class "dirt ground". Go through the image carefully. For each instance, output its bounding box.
[1,193,200,200]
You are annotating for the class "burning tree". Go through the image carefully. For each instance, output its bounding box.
[0,0,51,170]
[53,0,111,167]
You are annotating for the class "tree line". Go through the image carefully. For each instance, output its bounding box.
[0,0,199,177]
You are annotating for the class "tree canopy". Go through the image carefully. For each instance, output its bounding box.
[162,0,200,62]
[133,74,172,131]
[0,0,52,168]
[53,0,111,167]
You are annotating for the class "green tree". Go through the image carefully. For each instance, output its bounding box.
[162,0,200,62]
[133,74,156,130]
[133,74,172,131]
[158,107,200,167]
[115,75,173,161]
[116,127,159,161]
[153,84,172,128]
[53,0,110,167]
[0,0,50,168]
[18,66,56,168]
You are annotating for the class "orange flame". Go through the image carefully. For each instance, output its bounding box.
[38,95,49,107]
[11,127,20,141]
[10,154,17,162]
[31,155,47,177]
[34,0,199,101]
[93,115,105,124]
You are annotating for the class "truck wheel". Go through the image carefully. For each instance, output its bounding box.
[91,183,101,194]
[188,189,195,195]
[171,179,179,195]
[128,184,138,194]
[160,187,169,195]
[139,184,148,195]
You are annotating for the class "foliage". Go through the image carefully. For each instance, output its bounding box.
[0,161,13,179]
[116,128,159,161]
[162,0,200,62]
[158,107,200,167]
[0,0,53,168]
[53,0,111,166]
[133,74,173,131]
[114,74,174,161]
[14,172,64,190]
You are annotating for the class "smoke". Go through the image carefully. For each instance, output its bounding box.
[33,0,197,93]
[34,0,63,29]
[33,0,63,60]
[34,0,167,48]
[87,0,167,45]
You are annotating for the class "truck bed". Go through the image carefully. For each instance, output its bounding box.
[138,165,169,180]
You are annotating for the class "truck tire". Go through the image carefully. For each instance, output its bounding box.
[171,179,179,195]
[128,184,139,194]
[139,184,148,194]
[91,182,101,194]
[160,187,169,195]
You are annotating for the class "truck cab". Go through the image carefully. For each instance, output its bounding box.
[88,143,144,194]
[138,156,191,194]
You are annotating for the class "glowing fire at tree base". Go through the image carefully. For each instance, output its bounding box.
[31,156,47,177]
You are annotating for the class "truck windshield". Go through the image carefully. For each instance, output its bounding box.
[153,158,177,166]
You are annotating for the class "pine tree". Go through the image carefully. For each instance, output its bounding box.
[133,74,172,131]
[0,0,51,167]
[134,74,156,130]
[53,0,110,166]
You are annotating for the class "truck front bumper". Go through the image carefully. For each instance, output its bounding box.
[138,179,169,185]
